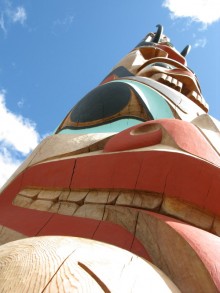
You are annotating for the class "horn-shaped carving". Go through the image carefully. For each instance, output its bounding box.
[152,24,163,43]
[181,44,191,57]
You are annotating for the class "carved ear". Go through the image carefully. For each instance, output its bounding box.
[181,45,191,57]
[152,24,163,43]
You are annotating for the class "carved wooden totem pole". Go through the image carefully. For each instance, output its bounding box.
[0,25,220,292]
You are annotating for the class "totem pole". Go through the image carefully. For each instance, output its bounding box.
[0,25,220,292]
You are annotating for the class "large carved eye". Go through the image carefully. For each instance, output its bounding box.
[56,80,175,134]
[70,82,131,123]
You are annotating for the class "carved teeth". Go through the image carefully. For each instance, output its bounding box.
[151,73,208,111]
[187,91,208,110]
[176,80,183,92]
[151,73,167,82]
[165,75,172,84]
[151,73,183,92]
[187,90,200,102]
[171,77,177,87]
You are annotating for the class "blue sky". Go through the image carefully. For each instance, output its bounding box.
[0,0,220,186]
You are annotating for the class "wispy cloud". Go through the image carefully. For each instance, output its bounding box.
[0,90,40,187]
[11,6,27,24]
[17,98,24,109]
[52,15,74,35]
[193,37,207,48]
[0,13,6,34]
[0,0,27,35]
[163,0,220,27]
[53,15,74,27]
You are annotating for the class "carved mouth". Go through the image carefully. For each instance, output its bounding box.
[151,72,183,92]
[13,187,218,237]
[149,72,208,111]
[136,58,208,111]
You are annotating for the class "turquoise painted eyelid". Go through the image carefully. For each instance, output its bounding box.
[57,80,174,134]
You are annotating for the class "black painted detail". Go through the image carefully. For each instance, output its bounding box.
[58,116,145,131]
[152,24,163,43]
[135,41,157,48]
[181,44,191,57]
[70,82,131,123]
[101,66,134,83]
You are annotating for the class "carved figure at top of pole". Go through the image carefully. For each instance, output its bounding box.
[55,25,208,137]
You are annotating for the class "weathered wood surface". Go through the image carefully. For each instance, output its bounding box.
[0,236,180,292]
[13,187,219,235]
[0,226,26,245]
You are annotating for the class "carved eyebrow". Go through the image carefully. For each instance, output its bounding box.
[145,62,176,69]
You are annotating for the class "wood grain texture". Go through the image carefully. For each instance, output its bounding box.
[30,199,54,211]
[135,211,219,292]
[74,203,105,220]
[85,190,110,204]
[212,216,220,236]
[116,190,162,210]
[161,197,213,230]
[57,202,79,216]
[13,195,33,208]
[18,188,40,199]
[0,237,77,292]
[192,114,220,155]
[0,236,180,293]
[103,205,138,234]
[67,190,88,204]
[38,190,62,201]
[0,226,26,245]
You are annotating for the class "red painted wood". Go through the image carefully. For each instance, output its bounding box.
[104,123,162,152]
[94,221,152,261]
[70,150,220,215]
[157,44,186,65]
[0,173,23,204]
[131,237,152,262]
[100,74,117,85]
[93,221,133,251]
[164,155,214,210]
[71,152,143,190]
[22,159,75,189]
[1,148,220,240]
[37,214,100,238]
[206,174,220,214]
[0,205,52,236]
[136,151,173,193]
[157,119,220,165]
[104,119,220,166]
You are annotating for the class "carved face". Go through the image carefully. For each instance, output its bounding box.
[1,27,220,293]
[105,39,208,114]
[136,56,207,111]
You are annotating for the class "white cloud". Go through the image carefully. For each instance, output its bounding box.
[163,0,220,26]
[0,13,6,34]
[194,37,207,48]
[0,1,27,34]
[0,146,21,187]
[0,90,40,187]
[11,6,27,24]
